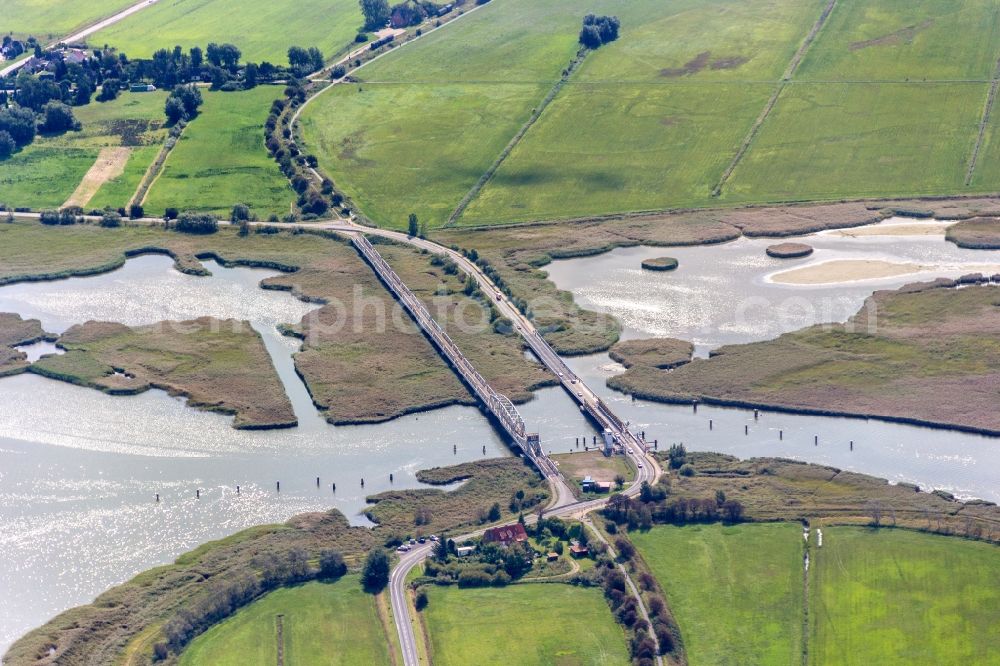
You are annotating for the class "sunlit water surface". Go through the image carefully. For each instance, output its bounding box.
[3,221,1000,653]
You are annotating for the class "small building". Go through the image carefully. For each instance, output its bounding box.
[130,83,157,93]
[547,552,559,562]
[456,545,475,557]
[482,522,529,548]
[569,543,589,558]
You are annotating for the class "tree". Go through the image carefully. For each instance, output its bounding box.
[579,24,602,49]
[362,548,390,592]
[0,131,15,159]
[614,536,634,561]
[319,550,347,579]
[721,499,744,523]
[614,474,626,490]
[0,107,37,146]
[244,63,259,88]
[407,213,418,237]
[666,443,687,469]
[164,97,185,125]
[487,502,502,521]
[359,0,391,30]
[73,78,94,106]
[128,204,144,219]
[169,84,203,119]
[39,102,80,134]
[97,79,120,102]
[414,588,428,610]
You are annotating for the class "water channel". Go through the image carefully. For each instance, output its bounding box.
[1,218,999,652]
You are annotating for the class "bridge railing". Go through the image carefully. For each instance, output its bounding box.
[352,235,548,466]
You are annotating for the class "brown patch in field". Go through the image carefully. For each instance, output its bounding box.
[849,19,933,51]
[660,51,711,77]
[63,146,131,209]
[338,131,376,168]
[710,55,748,70]
[659,116,680,126]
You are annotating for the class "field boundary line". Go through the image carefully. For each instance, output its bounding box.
[964,59,1000,186]
[275,613,285,666]
[445,50,589,227]
[133,122,188,209]
[711,0,838,197]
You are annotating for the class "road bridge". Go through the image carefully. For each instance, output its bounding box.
[351,233,557,477]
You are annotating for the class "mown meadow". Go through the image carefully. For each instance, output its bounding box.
[142,87,293,218]
[423,584,631,666]
[178,577,393,666]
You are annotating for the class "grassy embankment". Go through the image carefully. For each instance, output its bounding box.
[30,317,296,428]
[609,280,1000,434]
[423,584,630,666]
[90,0,363,63]
[142,87,293,218]
[631,523,804,665]
[5,457,546,666]
[2,0,134,38]
[0,313,51,376]
[0,220,545,424]
[0,92,167,210]
[178,577,392,666]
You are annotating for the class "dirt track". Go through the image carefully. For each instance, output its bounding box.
[63,147,130,208]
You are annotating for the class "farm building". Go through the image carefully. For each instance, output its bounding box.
[482,523,528,548]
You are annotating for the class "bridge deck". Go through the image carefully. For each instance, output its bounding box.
[351,234,556,475]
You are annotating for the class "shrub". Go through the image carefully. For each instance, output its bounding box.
[678,464,695,477]
[100,210,122,228]
[164,207,179,220]
[331,65,347,79]
[355,32,370,43]
[230,203,252,222]
[414,588,428,611]
[174,212,218,234]
[39,210,60,225]
[318,550,347,579]
[128,204,144,219]
[0,130,15,159]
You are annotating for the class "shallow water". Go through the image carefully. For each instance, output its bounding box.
[0,256,510,652]
[3,226,1000,653]
[543,217,1000,354]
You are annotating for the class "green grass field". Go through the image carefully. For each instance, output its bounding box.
[809,527,1000,665]
[143,87,292,218]
[720,81,984,204]
[631,523,805,665]
[0,92,167,210]
[795,0,1000,81]
[298,0,1000,228]
[89,0,363,63]
[423,584,630,666]
[298,0,589,229]
[178,577,393,666]
[3,0,133,38]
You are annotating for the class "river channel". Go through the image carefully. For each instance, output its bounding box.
[1,218,999,652]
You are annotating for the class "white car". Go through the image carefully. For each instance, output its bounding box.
[637,463,644,468]
[397,545,410,552]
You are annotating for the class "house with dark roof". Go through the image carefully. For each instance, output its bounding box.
[482,523,529,548]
